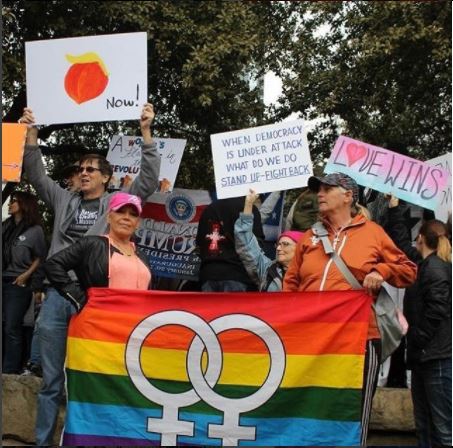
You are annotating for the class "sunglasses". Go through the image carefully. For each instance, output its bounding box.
[77,166,102,174]
[275,241,294,248]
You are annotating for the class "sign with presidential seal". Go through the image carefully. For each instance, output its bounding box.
[165,194,196,223]
[136,189,212,280]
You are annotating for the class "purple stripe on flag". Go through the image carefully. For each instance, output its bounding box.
[62,433,163,446]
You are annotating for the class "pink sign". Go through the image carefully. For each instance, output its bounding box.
[325,136,449,210]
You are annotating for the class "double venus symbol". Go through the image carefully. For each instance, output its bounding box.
[125,310,286,446]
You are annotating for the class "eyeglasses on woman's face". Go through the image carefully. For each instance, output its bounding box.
[77,166,102,174]
[275,240,294,248]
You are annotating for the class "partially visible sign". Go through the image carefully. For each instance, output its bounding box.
[107,135,186,192]
[426,153,451,222]
[210,120,313,199]
[2,123,27,182]
[325,136,449,211]
[26,32,147,124]
[136,189,212,280]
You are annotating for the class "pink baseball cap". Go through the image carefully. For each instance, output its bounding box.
[108,192,142,215]
[278,230,304,244]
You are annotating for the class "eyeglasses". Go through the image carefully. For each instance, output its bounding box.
[275,241,294,248]
[9,198,18,203]
[77,166,102,174]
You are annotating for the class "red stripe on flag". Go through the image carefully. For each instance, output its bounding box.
[84,288,371,324]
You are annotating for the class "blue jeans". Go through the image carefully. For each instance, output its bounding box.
[411,358,452,447]
[29,315,41,366]
[2,282,32,373]
[35,288,76,446]
[201,280,251,292]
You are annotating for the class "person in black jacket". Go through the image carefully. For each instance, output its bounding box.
[44,193,152,312]
[196,196,264,292]
[387,196,452,448]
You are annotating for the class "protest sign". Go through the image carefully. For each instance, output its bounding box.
[26,32,147,125]
[210,120,313,199]
[2,123,27,182]
[426,153,451,222]
[64,287,370,446]
[325,136,449,211]
[136,189,211,280]
[107,135,186,192]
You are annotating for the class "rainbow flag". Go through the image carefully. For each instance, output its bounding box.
[63,288,371,446]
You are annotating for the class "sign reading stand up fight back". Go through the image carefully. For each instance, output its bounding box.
[325,136,449,211]
[210,120,313,199]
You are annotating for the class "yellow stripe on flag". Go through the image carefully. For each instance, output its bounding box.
[67,337,364,389]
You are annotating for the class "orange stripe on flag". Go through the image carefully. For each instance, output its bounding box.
[68,307,368,355]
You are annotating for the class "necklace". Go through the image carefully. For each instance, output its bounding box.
[110,237,134,257]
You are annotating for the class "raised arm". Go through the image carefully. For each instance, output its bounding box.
[20,108,71,207]
[234,190,273,288]
[126,103,161,200]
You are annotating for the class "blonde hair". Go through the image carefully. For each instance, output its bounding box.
[356,203,371,220]
[419,220,452,263]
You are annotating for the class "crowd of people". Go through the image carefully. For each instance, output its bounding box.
[2,105,451,447]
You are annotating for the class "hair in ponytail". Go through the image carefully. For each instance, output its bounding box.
[419,220,452,263]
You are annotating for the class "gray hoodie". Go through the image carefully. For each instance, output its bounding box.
[23,142,161,258]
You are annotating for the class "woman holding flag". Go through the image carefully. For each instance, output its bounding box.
[44,192,152,311]
[284,172,417,445]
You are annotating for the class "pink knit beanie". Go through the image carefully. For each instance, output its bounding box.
[278,230,304,244]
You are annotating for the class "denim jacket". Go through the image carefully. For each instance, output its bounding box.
[234,213,284,292]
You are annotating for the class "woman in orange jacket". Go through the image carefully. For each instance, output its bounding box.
[283,172,417,445]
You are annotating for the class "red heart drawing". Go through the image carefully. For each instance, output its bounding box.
[345,143,367,166]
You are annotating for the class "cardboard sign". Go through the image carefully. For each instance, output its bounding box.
[2,123,27,182]
[210,120,313,199]
[325,136,449,211]
[26,32,147,125]
[106,135,186,192]
[426,153,452,222]
[136,189,212,280]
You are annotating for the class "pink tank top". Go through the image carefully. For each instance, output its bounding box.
[106,237,151,290]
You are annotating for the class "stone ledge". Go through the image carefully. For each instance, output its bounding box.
[2,374,414,444]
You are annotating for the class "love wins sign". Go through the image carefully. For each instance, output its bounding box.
[325,136,449,211]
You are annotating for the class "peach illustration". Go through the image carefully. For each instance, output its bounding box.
[64,52,109,104]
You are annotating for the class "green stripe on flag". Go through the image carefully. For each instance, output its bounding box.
[67,369,361,421]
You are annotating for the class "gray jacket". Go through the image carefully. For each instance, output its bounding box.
[234,213,284,292]
[23,142,161,258]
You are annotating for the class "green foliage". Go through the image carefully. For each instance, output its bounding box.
[2,0,450,223]
[278,1,451,162]
[2,0,294,190]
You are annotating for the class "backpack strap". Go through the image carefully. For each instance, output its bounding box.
[311,221,362,290]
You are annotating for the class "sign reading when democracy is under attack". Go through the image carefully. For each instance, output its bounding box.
[325,136,449,211]
[106,135,186,192]
[25,32,147,125]
[210,120,313,199]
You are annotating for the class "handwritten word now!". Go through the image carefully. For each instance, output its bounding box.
[325,136,449,211]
